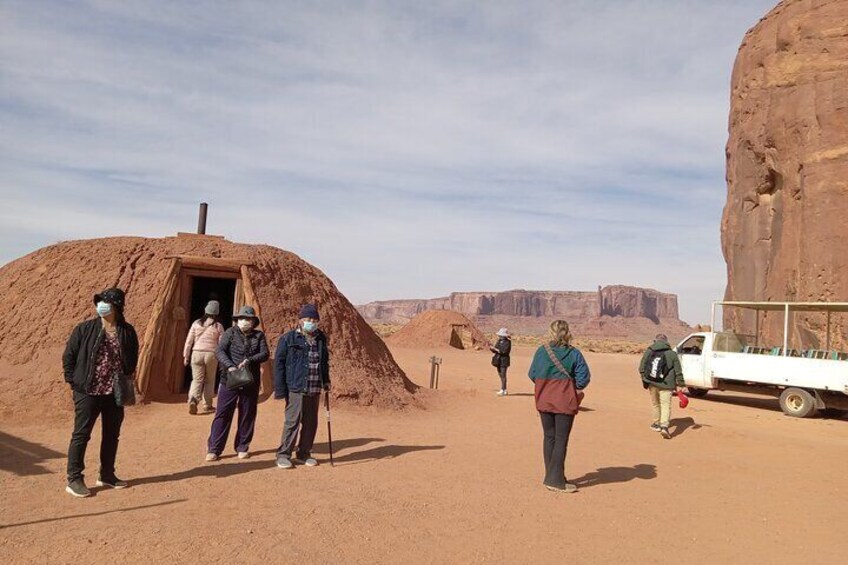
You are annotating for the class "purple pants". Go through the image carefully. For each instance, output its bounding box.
[207,384,258,455]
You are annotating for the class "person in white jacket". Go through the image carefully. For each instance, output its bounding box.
[183,301,225,414]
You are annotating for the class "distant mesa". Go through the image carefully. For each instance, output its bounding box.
[389,310,489,350]
[358,286,691,342]
[0,234,416,420]
[722,0,848,349]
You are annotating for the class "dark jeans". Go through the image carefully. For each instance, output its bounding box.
[67,391,125,483]
[540,412,575,488]
[277,392,320,460]
[207,384,258,455]
[498,366,508,391]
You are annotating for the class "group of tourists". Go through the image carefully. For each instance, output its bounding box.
[62,288,329,498]
[62,285,685,498]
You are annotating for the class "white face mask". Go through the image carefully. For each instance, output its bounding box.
[237,319,254,331]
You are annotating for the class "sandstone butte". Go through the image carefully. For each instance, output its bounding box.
[358,286,691,341]
[722,0,848,349]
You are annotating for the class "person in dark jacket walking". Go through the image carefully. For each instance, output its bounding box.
[639,334,685,439]
[273,304,330,469]
[489,328,512,396]
[62,287,139,498]
[206,305,269,461]
[528,320,590,494]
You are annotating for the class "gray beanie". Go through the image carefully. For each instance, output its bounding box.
[205,300,220,316]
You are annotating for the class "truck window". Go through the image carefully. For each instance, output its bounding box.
[678,336,705,355]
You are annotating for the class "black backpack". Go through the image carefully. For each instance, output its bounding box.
[644,350,668,383]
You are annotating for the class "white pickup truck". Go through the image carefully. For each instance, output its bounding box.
[676,301,848,418]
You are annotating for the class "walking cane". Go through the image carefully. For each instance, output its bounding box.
[324,390,334,467]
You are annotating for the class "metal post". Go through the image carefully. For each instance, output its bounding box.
[826,311,832,352]
[429,356,436,389]
[754,310,760,347]
[711,302,717,332]
[197,202,208,235]
[434,361,441,389]
[783,304,790,356]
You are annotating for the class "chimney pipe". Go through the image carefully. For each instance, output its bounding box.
[197,202,208,235]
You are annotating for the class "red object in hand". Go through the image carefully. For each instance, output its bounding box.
[678,392,689,409]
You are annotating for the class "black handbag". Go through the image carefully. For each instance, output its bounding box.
[112,372,136,407]
[226,366,254,390]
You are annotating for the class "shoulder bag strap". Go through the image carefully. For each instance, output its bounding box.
[544,343,572,378]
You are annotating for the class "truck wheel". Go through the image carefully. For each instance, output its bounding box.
[686,388,708,398]
[778,388,818,418]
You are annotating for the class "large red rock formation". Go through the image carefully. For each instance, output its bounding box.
[722,0,848,348]
[359,287,690,341]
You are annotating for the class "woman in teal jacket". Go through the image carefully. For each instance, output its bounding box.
[528,320,591,493]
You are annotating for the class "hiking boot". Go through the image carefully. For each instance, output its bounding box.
[188,399,198,415]
[66,478,91,498]
[205,453,219,462]
[276,457,293,469]
[650,423,662,432]
[96,475,128,489]
[545,483,578,494]
[660,427,671,439]
[237,451,250,460]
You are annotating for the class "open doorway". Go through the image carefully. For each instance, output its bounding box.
[182,275,238,392]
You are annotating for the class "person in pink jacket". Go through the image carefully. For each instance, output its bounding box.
[183,301,225,414]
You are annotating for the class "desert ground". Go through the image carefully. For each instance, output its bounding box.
[1,344,846,564]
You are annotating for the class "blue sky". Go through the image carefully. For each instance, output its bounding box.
[0,0,777,324]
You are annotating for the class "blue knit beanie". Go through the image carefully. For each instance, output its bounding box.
[298,304,319,320]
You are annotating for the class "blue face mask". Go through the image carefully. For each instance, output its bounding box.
[96,301,113,318]
[302,320,318,333]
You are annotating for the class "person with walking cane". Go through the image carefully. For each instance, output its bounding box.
[274,304,331,469]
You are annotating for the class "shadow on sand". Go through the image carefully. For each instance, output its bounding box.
[669,417,707,437]
[0,499,187,530]
[0,432,65,477]
[572,464,657,488]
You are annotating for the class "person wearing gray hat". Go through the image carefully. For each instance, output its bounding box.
[639,333,685,439]
[206,305,269,461]
[183,300,225,414]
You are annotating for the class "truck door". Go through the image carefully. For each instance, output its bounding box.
[677,334,709,388]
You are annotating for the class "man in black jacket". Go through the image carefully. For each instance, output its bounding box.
[62,287,139,497]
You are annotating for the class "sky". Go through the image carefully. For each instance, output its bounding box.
[0,0,778,324]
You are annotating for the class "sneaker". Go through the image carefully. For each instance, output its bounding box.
[205,453,219,462]
[303,457,318,467]
[276,457,293,469]
[237,451,250,460]
[96,475,128,489]
[66,478,91,498]
[496,390,507,397]
[545,482,578,494]
[202,405,215,414]
[650,423,662,432]
[660,427,671,439]
[188,399,198,415]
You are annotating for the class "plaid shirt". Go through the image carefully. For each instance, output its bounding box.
[305,335,322,395]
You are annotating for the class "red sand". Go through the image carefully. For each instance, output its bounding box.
[0,344,845,563]
[389,310,489,350]
[0,236,416,418]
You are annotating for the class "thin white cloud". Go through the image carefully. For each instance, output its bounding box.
[0,0,777,323]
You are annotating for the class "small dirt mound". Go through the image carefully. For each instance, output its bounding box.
[389,310,489,350]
